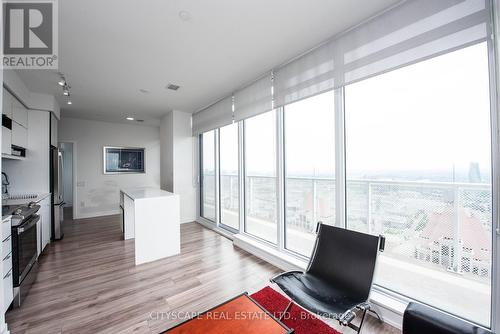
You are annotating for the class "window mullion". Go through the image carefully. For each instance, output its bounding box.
[487,2,500,330]
[277,107,285,251]
[238,121,245,233]
[214,129,220,226]
[199,134,203,218]
[334,87,346,229]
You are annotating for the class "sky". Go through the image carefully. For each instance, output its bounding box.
[346,41,491,177]
[206,42,492,182]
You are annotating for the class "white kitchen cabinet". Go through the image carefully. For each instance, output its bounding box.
[2,89,12,118]
[1,127,11,155]
[3,87,29,154]
[40,197,51,253]
[12,99,28,128]
[11,122,27,149]
[1,217,13,313]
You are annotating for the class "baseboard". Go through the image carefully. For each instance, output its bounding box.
[370,290,405,330]
[197,218,234,240]
[77,211,194,224]
[180,217,197,224]
[75,209,120,219]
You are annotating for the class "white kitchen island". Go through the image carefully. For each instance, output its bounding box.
[120,187,180,265]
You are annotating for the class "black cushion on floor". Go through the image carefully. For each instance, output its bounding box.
[402,302,494,334]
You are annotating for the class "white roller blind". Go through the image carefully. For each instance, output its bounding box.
[274,0,489,107]
[192,96,233,135]
[338,0,489,86]
[274,41,335,107]
[233,73,273,121]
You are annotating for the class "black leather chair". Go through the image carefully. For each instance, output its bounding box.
[270,223,385,333]
[403,302,494,334]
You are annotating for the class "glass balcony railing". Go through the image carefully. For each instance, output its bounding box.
[206,174,492,278]
[202,173,492,325]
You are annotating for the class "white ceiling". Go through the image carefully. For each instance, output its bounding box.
[16,0,400,125]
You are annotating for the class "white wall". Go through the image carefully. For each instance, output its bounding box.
[173,111,197,224]
[58,117,160,219]
[160,111,196,223]
[59,142,73,206]
[160,112,173,192]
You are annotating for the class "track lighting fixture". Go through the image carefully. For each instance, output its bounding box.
[58,73,73,105]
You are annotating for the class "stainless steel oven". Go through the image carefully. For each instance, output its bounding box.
[13,214,38,284]
[11,213,39,307]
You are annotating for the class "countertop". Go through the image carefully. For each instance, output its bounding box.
[3,193,51,206]
[121,187,176,200]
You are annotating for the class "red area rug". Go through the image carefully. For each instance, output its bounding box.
[251,286,341,334]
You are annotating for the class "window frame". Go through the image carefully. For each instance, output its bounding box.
[487,5,500,330]
[218,123,240,233]
[281,92,337,258]
[199,130,217,223]
[242,110,280,246]
[342,42,495,328]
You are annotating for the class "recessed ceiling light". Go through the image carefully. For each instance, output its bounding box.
[166,83,180,91]
[67,101,72,105]
[126,117,135,121]
[178,10,191,22]
[139,89,150,94]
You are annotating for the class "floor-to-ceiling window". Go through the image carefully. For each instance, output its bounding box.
[219,123,239,231]
[283,91,336,256]
[345,42,492,326]
[201,130,216,222]
[244,110,278,244]
[197,8,497,326]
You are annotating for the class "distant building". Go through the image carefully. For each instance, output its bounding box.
[415,207,490,278]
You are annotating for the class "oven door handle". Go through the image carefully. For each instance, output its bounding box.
[17,215,40,234]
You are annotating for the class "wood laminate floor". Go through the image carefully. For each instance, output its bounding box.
[6,214,400,334]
